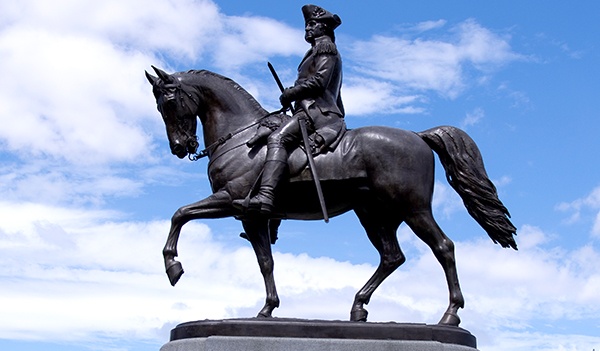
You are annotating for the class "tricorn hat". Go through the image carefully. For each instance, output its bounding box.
[302,4,341,30]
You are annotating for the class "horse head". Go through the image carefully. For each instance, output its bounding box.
[146,66,200,159]
[147,67,271,160]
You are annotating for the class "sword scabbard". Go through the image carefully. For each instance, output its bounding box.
[267,62,329,223]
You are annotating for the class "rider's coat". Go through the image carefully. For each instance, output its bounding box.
[287,35,346,150]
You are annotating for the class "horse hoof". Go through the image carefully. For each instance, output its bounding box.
[257,311,272,318]
[438,312,461,326]
[350,308,368,322]
[166,261,184,286]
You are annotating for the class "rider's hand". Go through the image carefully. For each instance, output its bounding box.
[279,87,297,107]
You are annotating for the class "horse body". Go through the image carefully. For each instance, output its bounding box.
[282,127,434,219]
[146,67,517,326]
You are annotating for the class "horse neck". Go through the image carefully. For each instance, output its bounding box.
[193,72,267,146]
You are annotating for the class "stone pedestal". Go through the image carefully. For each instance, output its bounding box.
[160,318,478,351]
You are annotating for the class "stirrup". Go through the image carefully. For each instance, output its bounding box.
[248,194,275,214]
[232,195,275,214]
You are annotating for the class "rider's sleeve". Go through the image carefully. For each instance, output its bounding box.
[285,51,339,102]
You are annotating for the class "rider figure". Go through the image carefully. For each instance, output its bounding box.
[233,4,345,215]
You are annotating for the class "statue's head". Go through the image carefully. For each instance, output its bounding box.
[145,66,199,159]
[301,4,341,43]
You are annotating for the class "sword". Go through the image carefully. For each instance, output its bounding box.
[267,62,329,223]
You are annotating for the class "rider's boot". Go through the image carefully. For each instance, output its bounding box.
[233,146,287,215]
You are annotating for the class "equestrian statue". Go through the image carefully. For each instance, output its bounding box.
[145,4,517,327]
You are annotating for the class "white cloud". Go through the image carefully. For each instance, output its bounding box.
[559,186,600,211]
[412,19,447,33]
[461,107,485,128]
[1,0,222,61]
[1,3,595,351]
[0,1,525,167]
[452,19,516,67]
[479,331,600,351]
[1,200,599,350]
[0,200,374,342]
[0,201,227,342]
[458,226,600,325]
[492,175,513,187]
[348,19,521,99]
[342,78,425,116]
[0,0,308,210]
[351,35,465,96]
[213,16,305,70]
[0,26,158,164]
[594,212,600,236]
[432,181,465,219]
[557,186,600,237]
[0,0,302,166]
[0,161,148,206]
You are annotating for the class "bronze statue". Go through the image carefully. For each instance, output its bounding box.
[145,4,517,327]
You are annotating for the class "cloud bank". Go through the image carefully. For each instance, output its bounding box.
[1,201,599,351]
[0,1,597,351]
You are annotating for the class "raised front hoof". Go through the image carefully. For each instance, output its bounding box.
[350,308,368,322]
[166,261,184,286]
[438,312,461,327]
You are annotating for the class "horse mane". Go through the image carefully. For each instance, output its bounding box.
[180,70,268,118]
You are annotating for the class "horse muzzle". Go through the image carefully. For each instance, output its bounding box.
[171,143,187,159]
[171,137,199,159]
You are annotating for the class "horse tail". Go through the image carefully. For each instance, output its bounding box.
[417,126,517,250]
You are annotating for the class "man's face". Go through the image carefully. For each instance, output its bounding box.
[305,20,327,43]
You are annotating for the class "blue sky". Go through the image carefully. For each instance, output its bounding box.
[0,0,599,350]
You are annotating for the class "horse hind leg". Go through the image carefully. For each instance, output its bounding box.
[405,210,465,326]
[242,218,280,318]
[351,208,405,322]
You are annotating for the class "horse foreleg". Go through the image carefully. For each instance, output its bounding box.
[163,191,234,286]
[406,211,464,326]
[351,209,405,322]
[243,218,280,318]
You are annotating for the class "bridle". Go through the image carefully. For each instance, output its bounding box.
[157,80,201,159]
[158,82,286,161]
[190,108,286,161]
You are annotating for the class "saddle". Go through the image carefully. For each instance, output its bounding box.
[248,112,347,181]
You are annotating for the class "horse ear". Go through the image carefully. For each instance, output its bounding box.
[145,71,158,86]
[152,65,175,84]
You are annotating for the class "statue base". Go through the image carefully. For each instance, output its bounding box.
[160,318,478,351]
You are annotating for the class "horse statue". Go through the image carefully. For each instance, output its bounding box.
[145,66,517,327]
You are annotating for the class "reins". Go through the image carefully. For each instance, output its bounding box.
[188,108,287,161]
